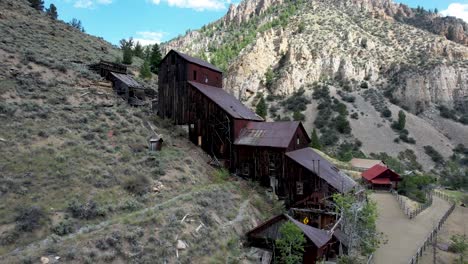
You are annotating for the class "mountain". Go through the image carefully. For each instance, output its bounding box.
[163,0,468,172]
[0,0,279,263]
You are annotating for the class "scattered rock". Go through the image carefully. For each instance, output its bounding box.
[177,240,187,250]
[40,257,49,264]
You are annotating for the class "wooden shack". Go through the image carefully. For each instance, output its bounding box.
[246,214,339,264]
[110,72,145,106]
[233,121,310,194]
[285,148,357,227]
[89,60,127,79]
[158,50,223,125]
[362,164,401,190]
[188,81,263,168]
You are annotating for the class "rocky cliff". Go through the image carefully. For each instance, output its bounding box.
[162,0,468,168]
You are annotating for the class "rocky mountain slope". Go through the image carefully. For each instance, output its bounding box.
[0,1,280,263]
[163,0,468,171]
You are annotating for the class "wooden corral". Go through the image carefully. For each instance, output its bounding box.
[187,81,263,168]
[233,122,310,193]
[110,72,145,106]
[246,214,340,264]
[158,50,223,125]
[89,60,127,79]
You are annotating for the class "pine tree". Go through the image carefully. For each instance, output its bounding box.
[69,18,85,32]
[256,97,268,119]
[46,4,58,20]
[398,110,406,130]
[133,42,144,59]
[120,38,134,65]
[149,44,162,74]
[143,45,152,60]
[139,60,152,79]
[310,129,321,150]
[434,8,439,14]
[28,0,44,11]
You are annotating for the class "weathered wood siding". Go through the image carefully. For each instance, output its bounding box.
[158,51,223,125]
[188,85,235,167]
[187,63,222,88]
[158,52,189,124]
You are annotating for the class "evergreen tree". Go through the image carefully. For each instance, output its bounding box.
[434,8,439,14]
[69,18,85,32]
[256,97,268,119]
[120,38,134,65]
[28,0,44,11]
[310,129,321,150]
[276,222,306,264]
[149,44,162,74]
[133,42,144,59]
[143,45,152,60]
[139,60,152,79]
[46,4,58,20]
[398,110,406,130]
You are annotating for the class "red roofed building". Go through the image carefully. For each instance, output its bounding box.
[362,164,402,190]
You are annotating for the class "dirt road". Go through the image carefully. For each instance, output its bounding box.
[371,192,451,264]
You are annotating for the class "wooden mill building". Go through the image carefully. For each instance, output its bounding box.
[158,50,223,125]
[110,72,145,106]
[89,60,127,79]
[233,121,310,193]
[188,81,263,168]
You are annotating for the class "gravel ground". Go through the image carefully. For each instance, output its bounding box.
[371,192,451,264]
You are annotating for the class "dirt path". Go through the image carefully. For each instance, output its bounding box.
[371,192,451,264]
[419,206,468,264]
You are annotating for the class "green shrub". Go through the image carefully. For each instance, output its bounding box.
[360,81,369,89]
[52,220,75,236]
[15,206,46,232]
[293,111,305,121]
[122,175,151,195]
[424,145,444,164]
[68,200,106,220]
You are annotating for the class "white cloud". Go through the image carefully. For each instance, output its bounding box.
[74,0,112,9]
[149,0,232,11]
[133,31,166,46]
[441,3,468,23]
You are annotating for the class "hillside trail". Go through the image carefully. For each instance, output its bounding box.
[1,182,228,258]
[371,192,451,264]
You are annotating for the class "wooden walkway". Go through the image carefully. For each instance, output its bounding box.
[371,192,451,264]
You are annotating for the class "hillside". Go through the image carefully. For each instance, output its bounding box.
[0,1,281,263]
[163,0,468,172]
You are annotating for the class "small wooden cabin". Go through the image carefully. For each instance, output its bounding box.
[246,214,339,264]
[188,81,263,168]
[89,60,127,79]
[233,121,310,194]
[158,50,223,125]
[110,72,145,106]
[362,164,402,190]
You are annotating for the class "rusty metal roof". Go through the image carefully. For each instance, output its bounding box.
[285,148,357,193]
[110,72,142,88]
[247,214,332,248]
[163,50,222,73]
[189,81,263,121]
[285,215,332,248]
[234,121,308,148]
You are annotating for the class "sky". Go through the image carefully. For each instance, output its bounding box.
[44,0,468,46]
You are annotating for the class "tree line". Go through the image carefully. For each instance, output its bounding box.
[119,38,163,79]
[28,0,85,32]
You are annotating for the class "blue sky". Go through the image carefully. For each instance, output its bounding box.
[44,0,468,46]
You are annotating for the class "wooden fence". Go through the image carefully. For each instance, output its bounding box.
[407,191,456,264]
[391,190,433,219]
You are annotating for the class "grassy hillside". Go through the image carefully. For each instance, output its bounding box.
[0,1,282,262]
